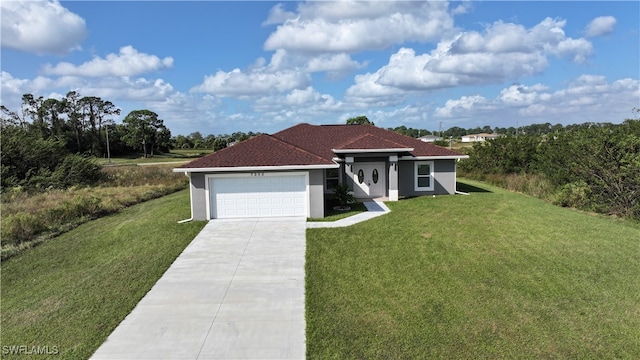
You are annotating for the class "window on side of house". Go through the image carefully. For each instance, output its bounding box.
[414,161,434,191]
[325,168,339,191]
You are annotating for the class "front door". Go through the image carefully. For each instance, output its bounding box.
[353,162,385,198]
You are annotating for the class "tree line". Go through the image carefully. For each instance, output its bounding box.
[172,131,262,151]
[388,122,571,139]
[459,117,640,220]
[1,92,171,191]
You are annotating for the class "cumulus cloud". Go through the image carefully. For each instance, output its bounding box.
[0,70,177,114]
[433,75,639,126]
[190,50,311,98]
[498,83,550,106]
[345,71,408,107]
[82,77,175,102]
[345,17,594,102]
[434,95,491,118]
[263,3,296,26]
[1,71,31,96]
[43,46,174,77]
[253,87,342,112]
[191,69,310,98]
[1,0,87,55]
[305,53,365,79]
[585,16,616,37]
[264,1,455,53]
[247,87,344,128]
[144,93,224,135]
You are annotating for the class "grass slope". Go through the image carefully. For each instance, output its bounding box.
[306,179,640,359]
[1,190,206,359]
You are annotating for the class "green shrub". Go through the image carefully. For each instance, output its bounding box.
[333,183,355,208]
[553,181,592,209]
[1,213,45,247]
[52,154,105,188]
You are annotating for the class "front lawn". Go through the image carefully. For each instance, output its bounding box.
[0,190,206,359]
[306,179,640,358]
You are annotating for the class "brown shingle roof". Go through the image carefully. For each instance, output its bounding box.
[181,123,465,169]
[274,123,463,158]
[334,134,410,150]
[180,134,332,168]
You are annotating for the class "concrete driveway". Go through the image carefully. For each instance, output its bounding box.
[91,217,306,360]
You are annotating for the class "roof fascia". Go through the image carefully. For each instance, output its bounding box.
[399,155,470,160]
[174,164,339,173]
[332,148,414,154]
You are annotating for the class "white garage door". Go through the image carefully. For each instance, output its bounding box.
[209,175,307,219]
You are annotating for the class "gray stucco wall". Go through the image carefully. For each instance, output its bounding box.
[398,159,457,197]
[308,169,325,219]
[189,172,208,220]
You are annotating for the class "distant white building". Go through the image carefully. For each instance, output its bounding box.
[461,133,500,142]
[418,134,443,142]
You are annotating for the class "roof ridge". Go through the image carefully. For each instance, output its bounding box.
[336,133,408,149]
[267,133,333,163]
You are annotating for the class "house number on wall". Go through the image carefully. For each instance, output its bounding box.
[251,172,265,176]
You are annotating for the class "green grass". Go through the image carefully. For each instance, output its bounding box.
[97,149,212,165]
[306,179,640,359]
[0,190,206,359]
[2,165,188,259]
[308,202,368,222]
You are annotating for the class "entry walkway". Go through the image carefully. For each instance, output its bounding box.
[91,217,306,360]
[306,200,390,228]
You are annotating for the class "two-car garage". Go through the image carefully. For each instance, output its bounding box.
[207,173,308,219]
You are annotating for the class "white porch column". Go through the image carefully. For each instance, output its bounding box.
[345,156,355,190]
[388,155,399,201]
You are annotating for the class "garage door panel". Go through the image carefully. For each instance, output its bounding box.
[210,175,307,219]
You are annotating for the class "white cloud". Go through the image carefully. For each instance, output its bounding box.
[144,93,224,135]
[305,53,365,79]
[83,77,175,102]
[43,46,174,77]
[498,83,549,106]
[1,71,30,96]
[253,87,342,112]
[191,69,310,98]
[345,17,594,102]
[434,95,490,118]
[433,75,639,126]
[345,71,408,107]
[190,50,311,98]
[263,3,296,26]
[585,16,616,37]
[0,70,177,114]
[264,1,455,53]
[1,0,87,55]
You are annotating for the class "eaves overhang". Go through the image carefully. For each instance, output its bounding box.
[332,148,414,154]
[399,155,469,160]
[174,163,339,173]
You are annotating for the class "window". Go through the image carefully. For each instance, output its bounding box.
[414,161,434,191]
[357,169,364,184]
[372,169,379,184]
[325,168,339,190]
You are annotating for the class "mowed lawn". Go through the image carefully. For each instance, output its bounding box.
[0,190,206,359]
[306,179,640,359]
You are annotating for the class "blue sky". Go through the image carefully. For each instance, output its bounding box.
[1,1,638,136]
